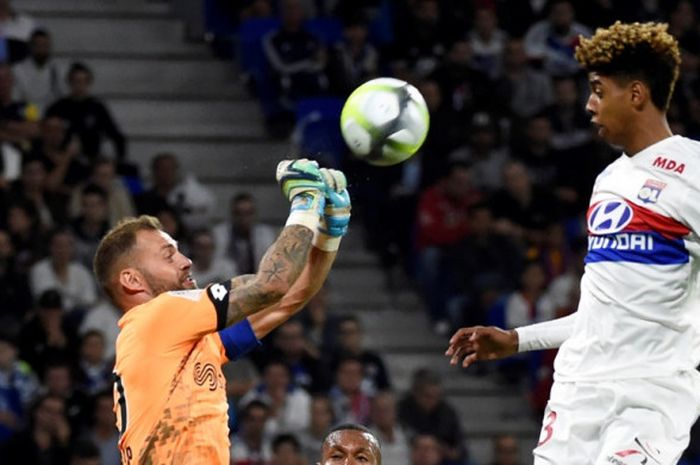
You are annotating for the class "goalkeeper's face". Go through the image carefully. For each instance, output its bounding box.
[132,229,196,296]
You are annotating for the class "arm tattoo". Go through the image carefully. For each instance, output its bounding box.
[226,225,314,325]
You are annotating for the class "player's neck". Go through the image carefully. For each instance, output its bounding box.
[622,114,673,156]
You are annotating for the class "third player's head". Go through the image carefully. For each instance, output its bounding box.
[319,424,381,465]
[93,215,195,311]
[575,21,680,148]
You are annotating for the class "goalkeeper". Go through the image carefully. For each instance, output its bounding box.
[93,159,350,465]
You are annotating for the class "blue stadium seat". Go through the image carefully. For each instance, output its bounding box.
[293,97,346,167]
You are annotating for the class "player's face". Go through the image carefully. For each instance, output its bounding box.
[586,72,632,147]
[134,229,195,295]
[320,431,380,465]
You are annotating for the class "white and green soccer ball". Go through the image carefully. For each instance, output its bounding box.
[340,77,430,166]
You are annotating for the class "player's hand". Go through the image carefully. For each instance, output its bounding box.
[319,168,351,238]
[445,326,518,368]
[276,158,325,202]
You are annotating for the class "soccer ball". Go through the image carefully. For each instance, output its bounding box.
[340,77,430,166]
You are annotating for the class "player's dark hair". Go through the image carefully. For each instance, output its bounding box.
[575,21,681,110]
[322,423,382,464]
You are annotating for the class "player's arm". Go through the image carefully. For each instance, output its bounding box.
[219,171,349,360]
[445,313,577,368]
[222,160,344,327]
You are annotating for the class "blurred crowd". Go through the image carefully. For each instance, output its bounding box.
[1,0,700,464]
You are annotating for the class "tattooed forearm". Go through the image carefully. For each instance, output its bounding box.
[225,225,314,325]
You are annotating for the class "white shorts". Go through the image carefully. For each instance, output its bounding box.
[533,371,700,465]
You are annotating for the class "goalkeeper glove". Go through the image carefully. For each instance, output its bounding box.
[276,159,325,230]
[314,168,351,252]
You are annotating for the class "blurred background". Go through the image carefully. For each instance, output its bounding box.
[1,0,700,464]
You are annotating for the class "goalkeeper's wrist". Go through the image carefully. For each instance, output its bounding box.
[313,230,342,252]
[285,192,322,231]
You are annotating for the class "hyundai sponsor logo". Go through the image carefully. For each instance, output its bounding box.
[588,200,633,234]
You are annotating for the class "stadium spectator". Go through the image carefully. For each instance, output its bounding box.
[212,192,276,274]
[6,199,44,272]
[12,29,66,113]
[330,315,391,392]
[544,76,592,151]
[1,394,71,465]
[510,114,562,188]
[299,285,339,354]
[326,15,379,96]
[75,157,135,226]
[46,62,126,161]
[0,63,40,148]
[445,203,524,327]
[29,228,97,312]
[79,390,119,465]
[74,330,111,396]
[501,261,555,330]
[0,331,38,443]
[0,228,33,327]
[69,184,110,269]
[398,369,466,464]
[468,6,507,78]
[390,0,449,81]
[522,0,590,76]
[9,156,69,230]
[493,39,554,120]
[41,360,90,433]
[262,0,328,133]
[78,298,120,361]
[448,111,510,192]
[489,434,521,465]
[19,290,78,375]
[328,356,373,425]
[369,391,410,465]
[30,116,88,195]
[410,434,444,465]
[490,161,560,245]
[270,433,307,465]
[429,40,493,120]
[0,0,37,63]
[188,228,236,287]
[240,359,311,437]
[263,319,328,393]
[415,161,480,334]
[230,400,272,465]
[298,395,334,464]
[135,152,215,231]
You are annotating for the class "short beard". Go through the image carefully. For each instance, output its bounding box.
[137,267,177,295]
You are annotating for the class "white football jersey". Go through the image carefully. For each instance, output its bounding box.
[555,135,700,381]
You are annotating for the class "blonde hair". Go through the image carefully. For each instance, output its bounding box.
[575,21,681,110]
[93,215,162,299]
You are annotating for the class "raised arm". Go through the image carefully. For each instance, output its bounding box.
[223,159,328,326]
[248,179,350,338]
[217,170,350,362]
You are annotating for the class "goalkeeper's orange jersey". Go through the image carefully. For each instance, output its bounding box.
[113,284,231,465]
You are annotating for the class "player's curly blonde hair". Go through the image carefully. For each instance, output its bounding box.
[575,21,681,110]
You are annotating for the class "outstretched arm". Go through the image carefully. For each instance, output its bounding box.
[445,313,577,368]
